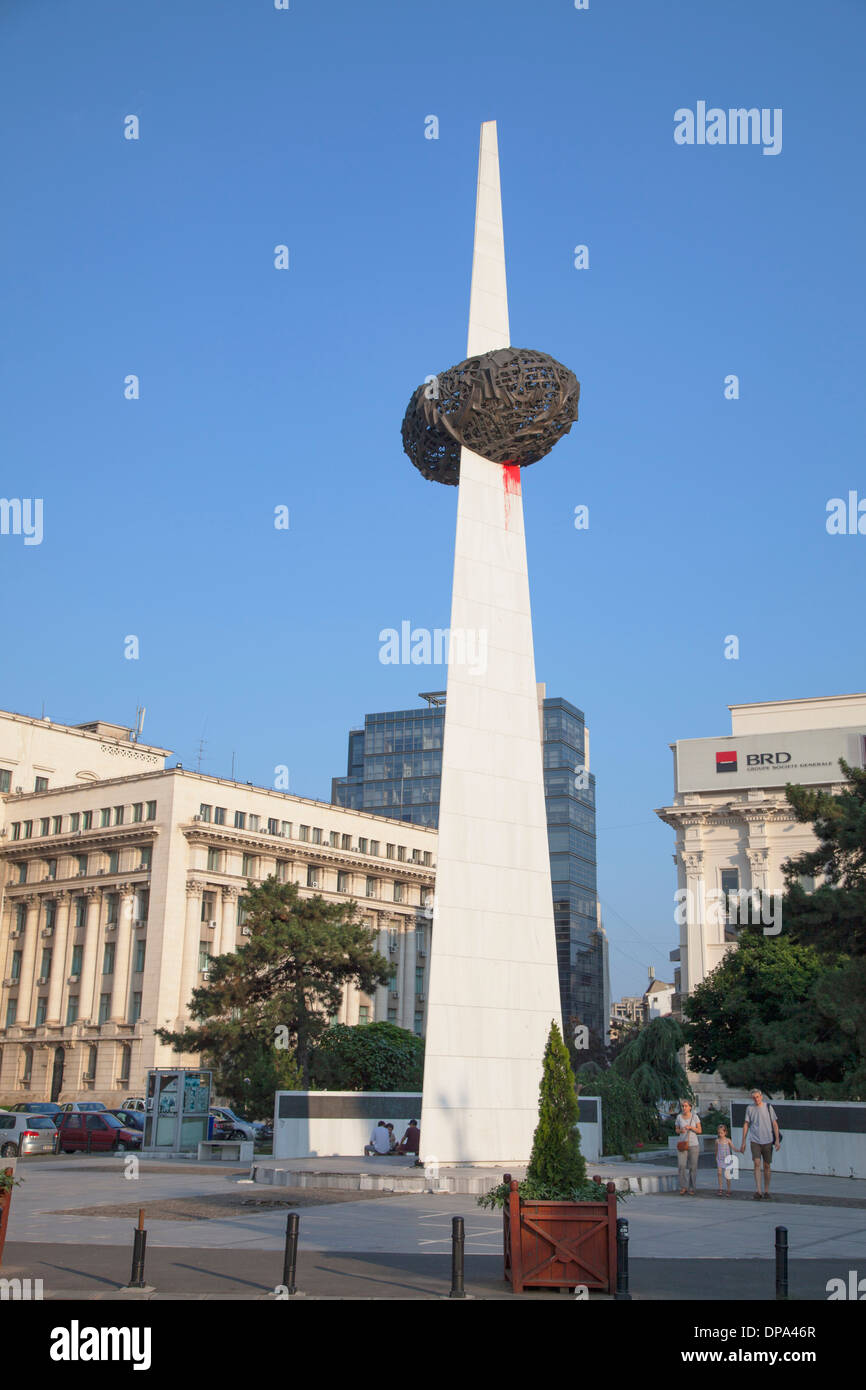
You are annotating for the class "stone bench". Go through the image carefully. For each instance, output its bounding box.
[197,1140,254,1162]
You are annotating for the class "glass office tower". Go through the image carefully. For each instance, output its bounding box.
[332,691,605,1040]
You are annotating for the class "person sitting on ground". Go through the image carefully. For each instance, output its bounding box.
[397,1119,421,1155]
[385,1122,398,1152]
[364,1121,391,1156]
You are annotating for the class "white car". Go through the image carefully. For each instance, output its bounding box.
[209,1107,255,1142]
[0,1112,58,1157]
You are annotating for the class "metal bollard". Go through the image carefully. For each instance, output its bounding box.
[282,1211,299,1295]
[615,1217,632,1301]
[449,1216,466,1298]
[128,1209,147,1287]
[86,1131,92,1155]
[775,1226,788,1300]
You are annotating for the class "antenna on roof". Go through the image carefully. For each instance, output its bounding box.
[195,736,207,773]
[131,705,146,743]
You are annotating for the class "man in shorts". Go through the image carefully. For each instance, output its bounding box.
[739,1087,780,1200]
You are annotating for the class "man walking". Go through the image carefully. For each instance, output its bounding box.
[739,1088,780,1200]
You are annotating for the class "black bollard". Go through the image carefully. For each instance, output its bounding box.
[128,1210,147,1287]
[449,1216,466,1298]
[775,1226,788,1300]
[86,1131,92,1155]
[615,1217,632,1301]
[282,1211,299,1295]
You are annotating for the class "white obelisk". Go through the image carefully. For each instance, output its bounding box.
[420,122,563,1164]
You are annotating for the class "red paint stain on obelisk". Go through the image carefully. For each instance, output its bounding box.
[502,461,521,529]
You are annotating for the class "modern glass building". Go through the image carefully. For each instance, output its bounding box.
[332,689,608,1040]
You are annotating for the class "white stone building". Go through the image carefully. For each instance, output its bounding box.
[656,692,866,1106]
[0,709,435,1106]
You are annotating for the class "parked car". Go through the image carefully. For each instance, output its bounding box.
[56,1111,141,1153]
[6,1101,62,1116]
[0,1112,59,1157]
[209,1107,255,1142]
[252,1120,273,1142]
[58,1101,107,1113]
[106,1108,145,1131]
[121,1097,146,1112]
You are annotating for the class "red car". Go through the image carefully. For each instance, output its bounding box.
[56,1110,141,1153]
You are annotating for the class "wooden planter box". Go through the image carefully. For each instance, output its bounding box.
[0,1165,15,1271]
[502,1174,617,1294]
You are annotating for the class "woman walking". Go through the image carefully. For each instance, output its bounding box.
[676,1100,702,1196]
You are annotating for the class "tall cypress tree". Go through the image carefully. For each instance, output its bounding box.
[525,1020,587,1194]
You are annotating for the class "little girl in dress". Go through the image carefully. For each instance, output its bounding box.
[715,1124,734,1196]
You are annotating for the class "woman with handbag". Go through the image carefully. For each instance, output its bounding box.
[675,1101,701,1196]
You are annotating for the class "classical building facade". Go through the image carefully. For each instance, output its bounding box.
[0,710,436,1106]
[656,692,866,1106]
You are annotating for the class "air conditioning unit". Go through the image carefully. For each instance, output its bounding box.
[76,871,86,877]
[388,943,398,954]
[36,975,48,985]
[201,971,211,981]
[68,974,80,984]
[3,978,14,987]
[207,919,217,929]
[389,990,399,1000]
[10,930,21,939]
[44,875,55,882]
[82,1072,95,1081]
[416,993,426,1003]
[193,815,203,822]
[41,927,54,937]
[105,922,117,932]
[133,919,146,928]
[97,869,106,876]
[241,926,252,936]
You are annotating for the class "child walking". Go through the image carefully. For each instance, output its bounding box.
[715,1124,734,1196]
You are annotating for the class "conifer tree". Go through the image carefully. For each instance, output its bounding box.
[525,1020,587,1194]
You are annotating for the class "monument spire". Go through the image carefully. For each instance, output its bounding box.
[418,122,564,1163]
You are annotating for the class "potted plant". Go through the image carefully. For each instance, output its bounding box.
[0,1164,21,1270]
[478,1020,620,1294]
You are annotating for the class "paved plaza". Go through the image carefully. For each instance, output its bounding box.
[2,1154,864,1299]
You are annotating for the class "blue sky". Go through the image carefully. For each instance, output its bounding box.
[2,0,864,999]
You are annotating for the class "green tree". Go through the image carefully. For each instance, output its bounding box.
[157,877,391,1096]
[524,1020,587,1195]
[782,759,866,957]
[613,1015,692,1106]
[594,1069,655,1157]
[309,1021,424,1091]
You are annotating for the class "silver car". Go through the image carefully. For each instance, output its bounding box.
[0,1112,58,1157]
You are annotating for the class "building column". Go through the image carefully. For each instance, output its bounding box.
[374,918,389,1021]
[220,886,238,956]
[399,916,417,1030]
[81,889,103,1024]
[46,892,71,1024]
[746,846,770,896]
[682,851,707,995]
[15,896,40,1026]
[178,880,204,1023]
[110,887,135,1022]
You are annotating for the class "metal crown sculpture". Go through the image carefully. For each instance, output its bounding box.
[402,346,580,486]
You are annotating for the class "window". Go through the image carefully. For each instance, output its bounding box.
[108,851,119,874]
[133,889,148,924]
[22,1046,33,1083]
[98,994,111,1024]
[134,938,146,973]
[358,837,368,854]
[389,928,399,952]
[23,821,32,838]
[70,812,80,832]
[414,1013,423,1035]
[198,942,210,973]
[74,896,87,928]
[77,854,88,875]
[11,823,21,840]
[106,894,119,925]
[86,1044,97,1079]
[66,996,79,1024]
[132,802,143,823]
[35,776,48,793]
[268,818,279,836]
[234,811,246,829]
[52,816,62,835]
[83,811,93,830]
[337,871,349,892]
[40,819,50,837]
[214,806,226,826]
[201,892,216,923]
[46,858,57,879]
[248,814,259,831]
[386,844,395,859]
[35,998,47,1026]
[0,769,10,793]
[721,868,741,924]
[207,848,222,872]
[6,1000,17,1026]
[131,992,142,1023]
[306,866,319,888]
[329,831,339,848]
[100,808,110,827]
[366,877,377,898]
[393,882,404,903]
[281,821,291,837]
[242,853,256,877]
[146,801,156,820]
[40,948,52,977]
[103,942,115,975]
[341,834,351,851]
[119,1044,131,1083]
[397,845,406,862]
[15,903,26,931]
[139,846,152,870]
[276,860,289,883]
[237,899,247,927]
[16,862,26,884]
[358,1005,370,1024]
[387,1007,397,1022]
[312,827,322,845]
[11,951,22,980]
[113,806,124,825]
[200,804,212,823]
[415,965,425,994]
[299,825,310,842]
[44,901,56,931]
